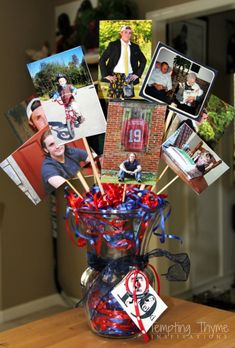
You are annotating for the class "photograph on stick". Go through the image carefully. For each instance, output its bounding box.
[164,94,235,149]
[140,42,217,120]
[101,100,167,185]
[0,126,98,205]
[4,95,53,145]
[161,123,229,194]
[98,20,152,100]
[27,46,106,145]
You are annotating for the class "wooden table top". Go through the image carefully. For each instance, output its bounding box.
[0,296,234,347]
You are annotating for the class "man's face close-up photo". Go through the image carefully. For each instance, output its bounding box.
[121,28,132,43]
[129,153,136,162]
[44,134,65,158]
[161,63,169,74]
[31,105,48,131]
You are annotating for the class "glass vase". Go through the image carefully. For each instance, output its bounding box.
[77,208,161,338]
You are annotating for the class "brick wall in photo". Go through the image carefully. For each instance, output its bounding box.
[102,101,166,175]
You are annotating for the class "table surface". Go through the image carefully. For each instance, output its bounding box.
[0,296,234,347]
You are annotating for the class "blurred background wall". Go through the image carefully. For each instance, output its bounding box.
[0,0,234,320]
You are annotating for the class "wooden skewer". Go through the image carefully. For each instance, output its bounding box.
[158,165,169,181]
[151,165,169,192]
[65,180,83,198]
[164,109,175,133]
[82,138,104,195]
[157,175,179,194]
[151,183,157,193]
[77,171,90,192]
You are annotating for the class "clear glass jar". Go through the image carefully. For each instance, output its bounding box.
[77,208,159,259]
[81,265,155,338]
[77,208,160,338]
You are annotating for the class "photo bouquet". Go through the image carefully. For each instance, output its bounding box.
[1,20,234,342]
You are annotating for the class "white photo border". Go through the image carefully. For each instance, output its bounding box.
[140,42,217,120]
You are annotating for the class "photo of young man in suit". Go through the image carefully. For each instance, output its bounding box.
[99,21,151,99]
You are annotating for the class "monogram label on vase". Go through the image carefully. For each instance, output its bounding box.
[111,270,168,333]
